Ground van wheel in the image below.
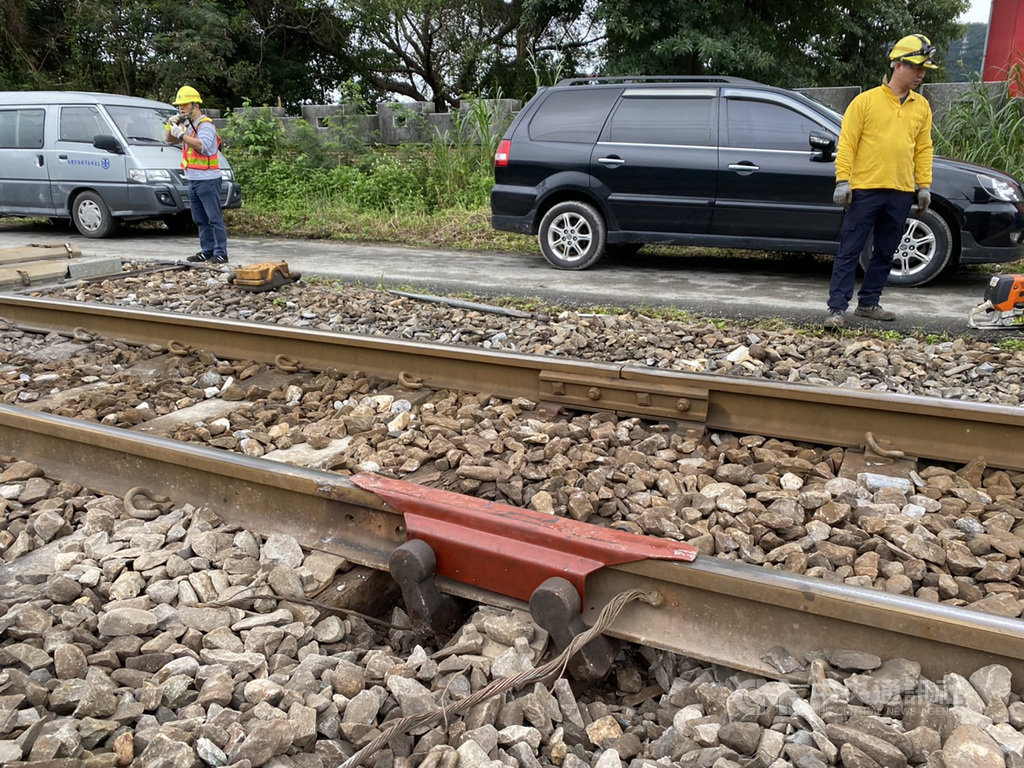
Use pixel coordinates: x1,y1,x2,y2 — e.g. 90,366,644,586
71,191,118,238
860,208,953,287
538,201,606,270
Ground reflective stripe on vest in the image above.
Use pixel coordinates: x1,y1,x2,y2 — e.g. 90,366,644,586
181,115,222,171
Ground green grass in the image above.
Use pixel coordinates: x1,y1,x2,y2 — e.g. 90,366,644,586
999,337,1024,351
225,206,532,252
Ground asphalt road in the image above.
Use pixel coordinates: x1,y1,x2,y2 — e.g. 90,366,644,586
0,220,1008,335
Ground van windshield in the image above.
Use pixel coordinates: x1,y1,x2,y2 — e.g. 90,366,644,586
106,105,177,144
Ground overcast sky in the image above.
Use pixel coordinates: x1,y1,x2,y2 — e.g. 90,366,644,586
960,0,992,24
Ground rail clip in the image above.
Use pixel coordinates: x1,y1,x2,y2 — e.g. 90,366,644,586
351,473,698,604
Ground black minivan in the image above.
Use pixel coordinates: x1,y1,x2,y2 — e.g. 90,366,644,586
490,76,1024,287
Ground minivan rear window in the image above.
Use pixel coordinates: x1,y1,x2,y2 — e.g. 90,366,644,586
528,89,620,143
0,109,44,149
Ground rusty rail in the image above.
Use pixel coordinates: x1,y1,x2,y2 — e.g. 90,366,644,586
1,405,1023,689
1,295,1022,470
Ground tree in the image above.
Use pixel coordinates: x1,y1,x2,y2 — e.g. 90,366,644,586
596,0,971,88
342,0,601,110
224,0,356,107
0,0,977,113
0,0,354,111
946,22,987,81
0,0,81,90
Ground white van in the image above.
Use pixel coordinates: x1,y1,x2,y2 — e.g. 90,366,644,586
0,91,242,237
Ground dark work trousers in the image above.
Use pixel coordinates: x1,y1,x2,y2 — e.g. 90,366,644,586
827,188,914,311
188,177,228,259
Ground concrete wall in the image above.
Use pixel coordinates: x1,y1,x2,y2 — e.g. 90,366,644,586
209,82,1012,144
795,86,861,114
799,81,1009,123
211,98,520,146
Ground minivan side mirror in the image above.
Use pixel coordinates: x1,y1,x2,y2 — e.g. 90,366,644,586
808,130,836,162
93,134,124,154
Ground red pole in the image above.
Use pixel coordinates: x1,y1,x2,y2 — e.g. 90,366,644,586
982,0,1023,93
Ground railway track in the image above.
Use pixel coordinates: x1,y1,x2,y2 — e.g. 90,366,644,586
2,294,1021,469
2,294,1024,693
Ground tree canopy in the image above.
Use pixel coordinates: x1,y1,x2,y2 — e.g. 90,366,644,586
0,0,354,109
0,0,973,110
598,0,971,88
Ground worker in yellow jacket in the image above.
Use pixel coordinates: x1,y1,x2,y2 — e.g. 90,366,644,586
824,34,936,329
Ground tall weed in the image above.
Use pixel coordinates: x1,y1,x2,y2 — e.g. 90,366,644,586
347,154,428,213
426,93,510,210
223,94,508,220
933,70,1024,178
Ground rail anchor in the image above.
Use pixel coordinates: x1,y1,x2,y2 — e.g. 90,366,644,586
389,538,462,638
529,577,617,684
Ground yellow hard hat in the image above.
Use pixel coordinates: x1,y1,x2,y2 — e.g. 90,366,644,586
889,34,938,69
172,85,203,105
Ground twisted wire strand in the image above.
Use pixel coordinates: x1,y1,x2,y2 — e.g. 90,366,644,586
337,588,660,768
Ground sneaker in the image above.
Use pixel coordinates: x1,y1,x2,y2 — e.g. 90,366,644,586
854,304,896,321
187,252,228,264
823,309,845,329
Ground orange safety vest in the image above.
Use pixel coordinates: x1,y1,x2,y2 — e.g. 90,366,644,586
180,115,221,171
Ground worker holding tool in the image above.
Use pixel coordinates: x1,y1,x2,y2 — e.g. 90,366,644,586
165,85,228,264
824,34,936,329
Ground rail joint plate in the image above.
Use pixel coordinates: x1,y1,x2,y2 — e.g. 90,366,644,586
539,370,709,422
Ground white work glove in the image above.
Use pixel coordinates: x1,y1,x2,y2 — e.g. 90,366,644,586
169,122,185,139
833,181,851,209
916,187,931,215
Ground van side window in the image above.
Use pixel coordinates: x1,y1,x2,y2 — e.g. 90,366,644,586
606,96,714,147
59,106,106,143
0,109,45,149
724,98,823,151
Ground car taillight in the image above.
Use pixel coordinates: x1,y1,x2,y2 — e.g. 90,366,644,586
494,139,510,167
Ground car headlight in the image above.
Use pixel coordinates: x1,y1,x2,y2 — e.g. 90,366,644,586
221,169,235,182
977,173,1022,202
128,169,174,183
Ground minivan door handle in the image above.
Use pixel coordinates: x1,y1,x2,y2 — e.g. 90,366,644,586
727,161,760,174
36,154,45,167
597,156,625,166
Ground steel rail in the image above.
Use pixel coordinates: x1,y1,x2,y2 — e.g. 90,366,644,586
1,294,1023,470
2,405,1023,690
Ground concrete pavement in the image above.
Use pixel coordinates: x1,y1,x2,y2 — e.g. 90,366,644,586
0,222,1003,335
